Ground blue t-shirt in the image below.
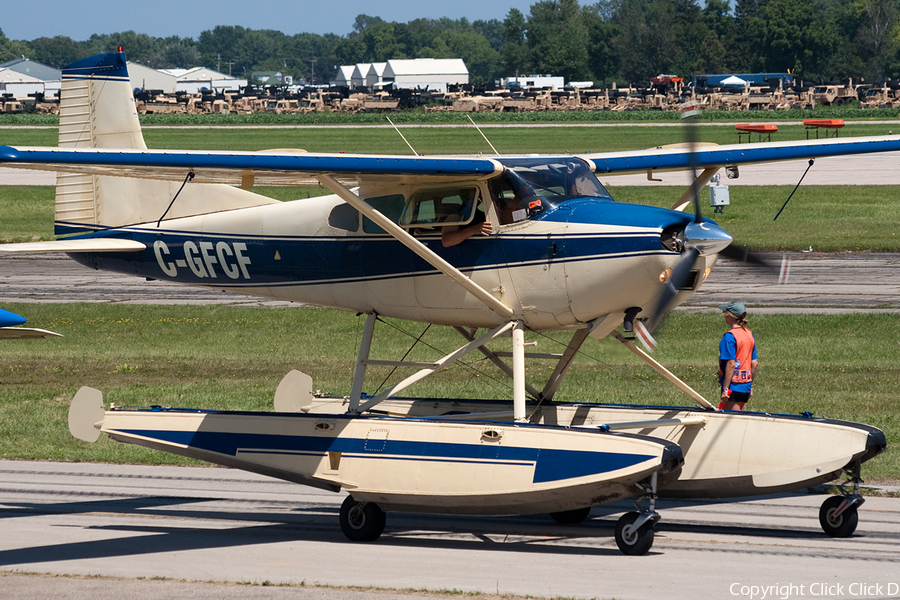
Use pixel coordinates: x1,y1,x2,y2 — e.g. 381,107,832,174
719,330,757,393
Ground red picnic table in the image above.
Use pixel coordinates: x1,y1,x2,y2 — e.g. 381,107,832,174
735,123,778,143
803,118,845,139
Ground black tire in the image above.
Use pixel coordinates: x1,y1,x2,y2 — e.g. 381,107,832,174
819,496,859,538
614,511,655,555
339,495,386,542
550,506,591,524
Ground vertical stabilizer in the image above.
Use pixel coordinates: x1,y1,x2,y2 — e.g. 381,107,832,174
56,51,145,234
58,52,147,151
54,51,275,236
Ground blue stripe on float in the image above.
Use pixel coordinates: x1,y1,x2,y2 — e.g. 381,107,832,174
116,429,655,483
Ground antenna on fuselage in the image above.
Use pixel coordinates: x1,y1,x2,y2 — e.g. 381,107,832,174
386,116,419,155
467,115,500,156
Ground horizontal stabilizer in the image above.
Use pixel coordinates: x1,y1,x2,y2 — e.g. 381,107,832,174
0,327,63,340
0,238,146,254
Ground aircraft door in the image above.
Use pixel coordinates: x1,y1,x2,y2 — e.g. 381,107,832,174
492,176,573,329
412,187,503,317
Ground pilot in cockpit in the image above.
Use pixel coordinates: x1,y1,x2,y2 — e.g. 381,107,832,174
441,189,493,247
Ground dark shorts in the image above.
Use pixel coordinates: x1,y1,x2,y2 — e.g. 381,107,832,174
728,391,751,404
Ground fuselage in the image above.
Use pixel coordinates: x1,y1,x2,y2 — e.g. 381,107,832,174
69,192,711,330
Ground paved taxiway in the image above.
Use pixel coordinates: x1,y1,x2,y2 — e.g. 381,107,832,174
2,251,899,311
1,461,898,600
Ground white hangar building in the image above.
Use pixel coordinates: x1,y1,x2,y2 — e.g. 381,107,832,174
127,62,178,93
366,62,388,89
351,63,371,88
0,58,61,97
383,58,468,92
0,69,46,97
334,65,355,87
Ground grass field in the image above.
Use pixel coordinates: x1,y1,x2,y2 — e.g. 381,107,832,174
2,105,899,127
0,303,897,480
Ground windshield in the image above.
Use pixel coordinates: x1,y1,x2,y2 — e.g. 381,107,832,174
491,157,611,224
496,157,610,200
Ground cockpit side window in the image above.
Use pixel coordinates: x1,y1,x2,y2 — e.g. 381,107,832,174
399,187,480,228
489,173,537,225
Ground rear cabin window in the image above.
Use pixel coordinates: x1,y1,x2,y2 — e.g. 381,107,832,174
362,194,406,234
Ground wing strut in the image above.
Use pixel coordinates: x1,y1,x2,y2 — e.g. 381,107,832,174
670,166,720,212
350,318,519,415
452,326,545,400
317,174,514,320
454,317,604,404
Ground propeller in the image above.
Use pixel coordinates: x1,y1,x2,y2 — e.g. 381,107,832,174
644,101,772,334
717,242,772,268
645,105,712,332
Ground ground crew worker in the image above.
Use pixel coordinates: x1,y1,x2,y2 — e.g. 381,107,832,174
717,301,758,411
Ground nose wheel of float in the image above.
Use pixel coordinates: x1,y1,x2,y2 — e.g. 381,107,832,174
340,496,386,542
614,472,661,555
819,462,865,538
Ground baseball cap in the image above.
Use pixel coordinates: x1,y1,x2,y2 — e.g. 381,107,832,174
719,301,746,316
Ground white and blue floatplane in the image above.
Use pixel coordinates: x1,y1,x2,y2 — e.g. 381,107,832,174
1,51,887,554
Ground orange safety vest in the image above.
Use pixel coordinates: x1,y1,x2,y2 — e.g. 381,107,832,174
728,327,755,384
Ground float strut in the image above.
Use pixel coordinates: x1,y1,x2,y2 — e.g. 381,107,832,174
628,471,661,532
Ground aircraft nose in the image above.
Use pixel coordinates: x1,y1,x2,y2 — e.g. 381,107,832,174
684,221,733,256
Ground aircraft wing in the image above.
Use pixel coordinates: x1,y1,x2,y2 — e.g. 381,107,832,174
4,135,900,184
0,308,62,339
0,327,63,340
0,146,502,187
580,135,900,175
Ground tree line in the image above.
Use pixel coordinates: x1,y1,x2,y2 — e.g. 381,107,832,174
2,0,898,87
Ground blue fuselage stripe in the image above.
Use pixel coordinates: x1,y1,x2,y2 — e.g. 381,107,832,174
61,200,690,288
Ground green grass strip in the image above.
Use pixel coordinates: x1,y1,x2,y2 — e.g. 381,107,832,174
0,304,896,480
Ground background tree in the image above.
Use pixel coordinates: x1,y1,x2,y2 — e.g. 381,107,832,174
501,9,531,77
0,28,30,63
525,0,593,81
25,36,84,68
6,1,900,87
607,0,680,83
853,0,899,79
